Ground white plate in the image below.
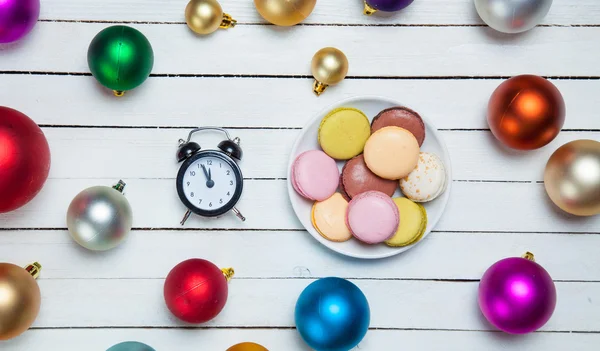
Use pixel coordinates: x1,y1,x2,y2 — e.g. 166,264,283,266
287,96,452,259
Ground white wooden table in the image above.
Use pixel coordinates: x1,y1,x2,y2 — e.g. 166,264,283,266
1,0,600,350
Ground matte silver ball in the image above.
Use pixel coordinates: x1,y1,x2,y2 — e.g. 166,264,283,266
67,184,133,251
474,0,553,33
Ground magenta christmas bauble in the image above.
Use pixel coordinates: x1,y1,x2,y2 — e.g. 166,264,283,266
0,0,40,43
478,253,556,334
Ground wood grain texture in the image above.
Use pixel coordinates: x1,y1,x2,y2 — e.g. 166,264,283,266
35,127,600,181
1,24,600,76
3,75,600,129
4,329,599,351
39,0,600,25
1,179,599,232
1,230,598,281
21,279,599,331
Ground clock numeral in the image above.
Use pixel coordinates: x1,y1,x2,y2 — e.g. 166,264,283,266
209,202,213,207
207,160,212,165
190,171,196,176
229,180,234,185
226,170,230,175
199,199,202,204
227,191,230,196
219,163,222,168
187,181,190,186
219,199,223,204
190,192,194,197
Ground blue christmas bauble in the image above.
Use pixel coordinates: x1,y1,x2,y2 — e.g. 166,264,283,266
107,341,156,351
295,277,370,351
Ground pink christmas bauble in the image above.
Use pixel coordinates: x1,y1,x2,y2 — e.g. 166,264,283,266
478,254,556,334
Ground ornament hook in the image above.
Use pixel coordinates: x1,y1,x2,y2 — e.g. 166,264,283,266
112,180,126,193
232,207,246,221
522,252,535,262
25,262,42,279
221,267,235,281
363,1,377,15
220,13,237,29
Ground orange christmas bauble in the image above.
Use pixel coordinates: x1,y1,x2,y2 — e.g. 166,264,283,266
227,342,269,351
487,75,565,150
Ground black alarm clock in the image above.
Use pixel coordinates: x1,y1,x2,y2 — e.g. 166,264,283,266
176,127,245,225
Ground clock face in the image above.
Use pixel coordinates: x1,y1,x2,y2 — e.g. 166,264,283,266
177,151,243,217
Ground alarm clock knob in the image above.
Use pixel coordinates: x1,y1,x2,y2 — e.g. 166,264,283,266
218,138,243,160
177,141,201,162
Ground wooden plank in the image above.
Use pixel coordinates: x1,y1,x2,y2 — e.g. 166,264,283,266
1,230,598,281
3,328,599,351
4,75,600,130
39,127,599,181
39,0,600,25
26,279,600,331
2,24,599,76
1,179,599,232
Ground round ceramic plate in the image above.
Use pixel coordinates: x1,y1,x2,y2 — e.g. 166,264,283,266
287,96,452,259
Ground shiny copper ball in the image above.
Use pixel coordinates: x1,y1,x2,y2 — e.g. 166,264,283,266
487,75,565,150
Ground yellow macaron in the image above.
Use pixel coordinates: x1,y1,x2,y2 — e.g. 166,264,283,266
385,197,427,247
318,107,371,160
311,193,352,242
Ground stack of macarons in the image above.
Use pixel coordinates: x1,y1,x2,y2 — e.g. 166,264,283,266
291,106,448,248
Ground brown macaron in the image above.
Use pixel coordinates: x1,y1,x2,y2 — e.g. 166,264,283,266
371,106,426,146
341,154,398,198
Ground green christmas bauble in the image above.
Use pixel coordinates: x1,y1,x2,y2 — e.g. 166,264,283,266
87,26,154,96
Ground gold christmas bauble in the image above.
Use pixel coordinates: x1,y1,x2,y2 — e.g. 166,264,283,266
227,342,269,351
311,47,349,96
254,0,317,26
0,263,42,340
544,140,600,216
185,0,236,35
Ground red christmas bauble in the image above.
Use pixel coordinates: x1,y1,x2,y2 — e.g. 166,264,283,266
0,107,50,213
164,258,231,323
487,75,565,150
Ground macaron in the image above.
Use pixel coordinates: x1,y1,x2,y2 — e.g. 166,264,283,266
363,126,420,180
400,152,447,202
311,193,352,242
341,154,397,198
291,150,339,201
318,107,371,160
371,106,426,146
385,197,428,247
346,191,399,244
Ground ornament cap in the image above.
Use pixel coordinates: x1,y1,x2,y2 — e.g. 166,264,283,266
113,90,125,97
221,267,235,281
220,13,237,29
112,180,126,193
363,1,377,15
25,262,42,279
522,252,536,262
313,80,329,96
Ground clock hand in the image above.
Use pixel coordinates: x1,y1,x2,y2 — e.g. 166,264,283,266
208,168,212,181
200,164,210,180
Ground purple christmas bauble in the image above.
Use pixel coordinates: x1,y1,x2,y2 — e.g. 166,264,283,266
366,0,415,12
478,254,557,334
0,0,40,43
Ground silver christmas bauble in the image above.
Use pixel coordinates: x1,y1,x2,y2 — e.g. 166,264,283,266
67,181,133,251
474,0,553,34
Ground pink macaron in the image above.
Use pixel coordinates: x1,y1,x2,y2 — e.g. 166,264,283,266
346,191,399,244
291,150,339,201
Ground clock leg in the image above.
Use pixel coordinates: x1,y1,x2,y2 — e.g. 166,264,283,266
232,207,246,222
180,209,192,226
